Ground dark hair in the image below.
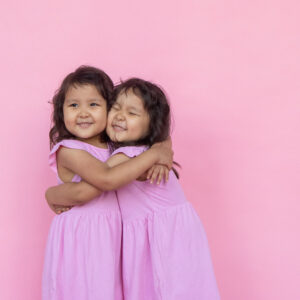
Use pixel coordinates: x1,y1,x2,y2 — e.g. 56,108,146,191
113,78,170,147
49,65,113,148
112,78,180,177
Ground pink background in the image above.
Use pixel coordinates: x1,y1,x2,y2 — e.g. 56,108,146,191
1,0,299,299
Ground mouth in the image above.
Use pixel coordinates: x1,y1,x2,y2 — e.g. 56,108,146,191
77,122,93,129
112,123,127,132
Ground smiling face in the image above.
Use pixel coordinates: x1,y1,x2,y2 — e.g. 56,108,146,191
63,84,107,146
106,89,150,143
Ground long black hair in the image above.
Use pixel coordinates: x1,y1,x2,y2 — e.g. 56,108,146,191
49,65,114,148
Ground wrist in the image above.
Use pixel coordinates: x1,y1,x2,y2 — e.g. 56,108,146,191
148,147,159,163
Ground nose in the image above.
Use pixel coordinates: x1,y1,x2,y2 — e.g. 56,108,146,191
78,108,89,118
115,111,125,120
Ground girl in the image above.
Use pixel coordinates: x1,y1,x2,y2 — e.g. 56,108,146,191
47,78,220,299
42,67,173,300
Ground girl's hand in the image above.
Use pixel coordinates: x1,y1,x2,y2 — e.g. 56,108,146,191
54,205,73,214
47,199,73,215
47,202,58,214
147,164,169,184
151,137,174,169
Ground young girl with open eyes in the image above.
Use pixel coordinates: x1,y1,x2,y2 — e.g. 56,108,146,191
42,67,173,300
46,78,220,299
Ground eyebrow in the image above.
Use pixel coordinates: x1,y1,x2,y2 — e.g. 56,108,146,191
114,101,143,113
127,105,142,113
65,98,79,103
87,98,103,102
65,98,103,103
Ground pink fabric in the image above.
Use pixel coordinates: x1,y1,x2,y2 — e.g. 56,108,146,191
42,140,123,300
113,146,220,299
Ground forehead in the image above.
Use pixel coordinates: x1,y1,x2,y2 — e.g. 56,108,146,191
116,89,145,109
65,84,104,100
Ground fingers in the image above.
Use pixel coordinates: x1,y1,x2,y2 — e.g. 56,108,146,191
55,206,72,215
147,166,155,181
148,165,170,185
51,205,60,215
150,166,160,184
159,166,169,184
157,166,169,184
164,167,169,183
157,167,164,185
56,209,68,214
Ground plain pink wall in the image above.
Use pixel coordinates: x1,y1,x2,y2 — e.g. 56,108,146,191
1,0,299,299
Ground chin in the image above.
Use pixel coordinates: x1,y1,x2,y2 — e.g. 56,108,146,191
107,135,119,142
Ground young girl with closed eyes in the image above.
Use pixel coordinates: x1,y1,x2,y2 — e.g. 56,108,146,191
46,78,220,299
42,67,173,300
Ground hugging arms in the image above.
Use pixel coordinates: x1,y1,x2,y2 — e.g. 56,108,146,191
46,139,173,214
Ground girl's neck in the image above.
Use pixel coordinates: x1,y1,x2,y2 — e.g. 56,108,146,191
77,135,108,149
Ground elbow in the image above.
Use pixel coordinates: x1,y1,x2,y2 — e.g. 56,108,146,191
45,188,53,203
45,189,50,201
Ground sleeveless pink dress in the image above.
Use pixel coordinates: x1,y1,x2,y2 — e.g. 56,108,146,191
42,140,123,300
113,146,220,300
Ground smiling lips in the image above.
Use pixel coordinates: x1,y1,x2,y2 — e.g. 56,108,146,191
112,123,127,132
77,122,93,128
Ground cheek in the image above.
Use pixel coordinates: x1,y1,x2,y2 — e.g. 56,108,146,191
63,114,72,126
63,117,74,133
139,117,150,136
106,114,114,131
128,119,146,137
94,109,107,123
107,111,114,124
63,107,75,121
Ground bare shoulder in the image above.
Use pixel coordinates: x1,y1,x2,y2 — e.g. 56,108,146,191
56,147,79,182
57,147,96,166
56,147,81,166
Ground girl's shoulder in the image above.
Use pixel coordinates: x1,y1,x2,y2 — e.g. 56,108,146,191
111,145,148,158
49,139,109,173
50,139,109,155
49,139,81,174
50,139,82,154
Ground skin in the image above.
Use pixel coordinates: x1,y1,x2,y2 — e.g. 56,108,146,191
107,89,169,183
63,84,108,147
106,89,150,143
47,85,172,214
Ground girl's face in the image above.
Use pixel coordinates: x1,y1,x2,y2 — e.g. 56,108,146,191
63,84,107,144
106,89,150,143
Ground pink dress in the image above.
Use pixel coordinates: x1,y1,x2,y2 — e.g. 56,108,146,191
113,146,220,300
42,140,123,300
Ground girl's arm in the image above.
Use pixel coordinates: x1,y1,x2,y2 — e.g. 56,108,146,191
47,142,172,207
46,160,168,207
45,152,128,207
57,142,173,191
46,181,101,206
